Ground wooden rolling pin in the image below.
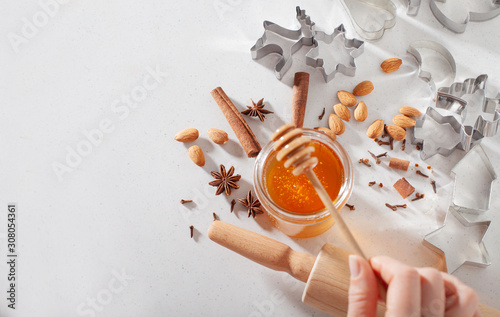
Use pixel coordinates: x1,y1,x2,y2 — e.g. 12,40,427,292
208,221,500,316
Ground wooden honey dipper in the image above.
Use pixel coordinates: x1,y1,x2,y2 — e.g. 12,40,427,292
271,123,365,257
271,123,389,301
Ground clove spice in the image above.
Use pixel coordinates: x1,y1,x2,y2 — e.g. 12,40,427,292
430,179,437,193
385,203,407,211
230,199,236,213
318,107,326,120
416,170,429,178
345,203,355,211
368,181,376,186
189,225,194,238
180,199,193,204
377,140,390,146
213,212,218,221
412,193,425,201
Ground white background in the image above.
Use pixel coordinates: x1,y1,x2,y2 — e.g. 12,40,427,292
1,0,500,316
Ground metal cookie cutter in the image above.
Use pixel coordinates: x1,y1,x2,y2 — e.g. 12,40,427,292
451,145,497,213
340,0,396,40
250,7,315,80
305,25,364,82
438,74,500,139
423,207,491,274
411,106,478,160
405,0,421,16
407,40,457,97
430,0,500,33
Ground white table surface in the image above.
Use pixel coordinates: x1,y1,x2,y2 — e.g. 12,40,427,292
1,1,500,316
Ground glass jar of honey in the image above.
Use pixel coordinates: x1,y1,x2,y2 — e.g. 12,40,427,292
253,129,353,238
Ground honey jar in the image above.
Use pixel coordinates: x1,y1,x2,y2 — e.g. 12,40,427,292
254,129,353,238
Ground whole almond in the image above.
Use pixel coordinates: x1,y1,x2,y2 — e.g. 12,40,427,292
337,90,357,107
354,101,368,122
175,128,199,143
386,125,406,141
328,114,345,135
207,128,228,144
334,103,351,121
393,114,415,128
352,81,374,96
366,119,384,139
381,58,402,73
314,127,337,140
399,106,422,117
188,145,205,167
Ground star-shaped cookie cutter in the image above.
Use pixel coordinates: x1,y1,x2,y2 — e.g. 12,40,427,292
305,25,364,82
423,207,491,274
250,7,315,80
250,7,364,82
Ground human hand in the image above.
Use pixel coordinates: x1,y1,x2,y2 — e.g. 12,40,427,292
347,255,481,317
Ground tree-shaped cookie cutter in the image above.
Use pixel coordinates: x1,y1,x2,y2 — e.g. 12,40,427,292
423,206,491,274
250,7,364,82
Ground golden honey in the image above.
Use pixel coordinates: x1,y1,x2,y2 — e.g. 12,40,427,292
254,129,353,238
264,140,344,214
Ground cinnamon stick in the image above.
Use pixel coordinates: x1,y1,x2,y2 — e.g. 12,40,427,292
211,87,261,157
291,72,310,128
389,157,410,171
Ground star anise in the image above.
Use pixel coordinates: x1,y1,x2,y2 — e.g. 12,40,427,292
241,98,273,122
238,190,264,218
209,164,241,196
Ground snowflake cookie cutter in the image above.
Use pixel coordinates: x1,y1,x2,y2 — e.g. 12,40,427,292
305,24,364,82
250,7,364,82
250,7,315,80
340,0,397,40
423,206,491,274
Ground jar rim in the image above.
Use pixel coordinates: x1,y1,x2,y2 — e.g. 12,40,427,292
253,128,354,223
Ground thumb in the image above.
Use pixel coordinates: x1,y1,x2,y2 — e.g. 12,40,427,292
347,255,378,317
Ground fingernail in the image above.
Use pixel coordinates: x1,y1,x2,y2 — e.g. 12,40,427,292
349,255,361,279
